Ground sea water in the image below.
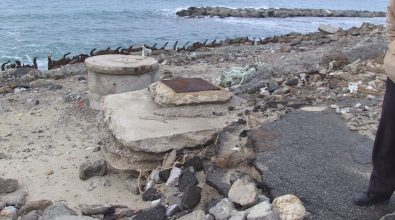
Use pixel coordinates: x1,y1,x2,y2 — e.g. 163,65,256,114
0,0,387,69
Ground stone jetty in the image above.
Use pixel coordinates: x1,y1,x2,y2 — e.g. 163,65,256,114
176,7,386,18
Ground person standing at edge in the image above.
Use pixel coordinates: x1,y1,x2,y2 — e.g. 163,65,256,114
353,0,395,206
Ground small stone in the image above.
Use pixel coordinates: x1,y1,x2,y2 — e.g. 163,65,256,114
272,194,305,220
132,204,166,220
142,187,162,201
159,169,171,182
181,185,202,209
129,177,141,195
257,195,270,203
48,84,63,91
20,210,42,220
0,178,18,194
177,210,206,220
285,79,299,87
18,200,53,216
246,201,278,220
228,178,257,207
0,206,17,220
149,169,161,184
318,24,341,34
166,167,182,187
0,190,28,208
178,171,198,192
267,81,280,93
79,160,107,180
81,204,115,216
184,156,204,171
41,202,77,220
162,149,177,168
209,198,235,220
206,167,231,196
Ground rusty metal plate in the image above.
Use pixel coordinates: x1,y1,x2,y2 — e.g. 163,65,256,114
161,78,220,93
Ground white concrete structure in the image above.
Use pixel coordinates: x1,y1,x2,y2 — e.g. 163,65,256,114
85,55,159,109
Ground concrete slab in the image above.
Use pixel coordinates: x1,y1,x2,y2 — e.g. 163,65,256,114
101,89,245,171
252,109,395,219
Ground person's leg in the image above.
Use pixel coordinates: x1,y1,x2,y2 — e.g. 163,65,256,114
354,79,395,206
368,78,395,194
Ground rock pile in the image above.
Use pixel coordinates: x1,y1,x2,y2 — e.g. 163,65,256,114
176,7,386,18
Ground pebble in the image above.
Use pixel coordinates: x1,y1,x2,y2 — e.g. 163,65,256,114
166,167,182,187
184,156,204,171
159,169,171,183
246,201,278,220
79,160,107,180
0,178,18,194
181,185,202,209
18,200,53,216
178,170,198,192
0,206,17,220
149,169,161,184
228,178,258,207
209,198,235,220
142,187,162,201
132,204,167,220
272,194,306,220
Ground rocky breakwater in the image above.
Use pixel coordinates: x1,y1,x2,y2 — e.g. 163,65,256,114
99,78,246,172
176,7,386,18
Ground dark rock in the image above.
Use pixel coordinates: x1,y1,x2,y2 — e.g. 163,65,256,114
132,204,166,220
48,84,63,91
165,204,181,217
18,200,53,216
206,167,231,195
178,171,198,192
381,212,395,220
82,205,115,216
79,160,107,180
181,185,202,209
184,156,204,171
267,81,280,93
0,152,6,159
142,187,162,201
285,79,299,86
159,169,171,182
77,76,87,81
0,177,18,194
41,202,77,220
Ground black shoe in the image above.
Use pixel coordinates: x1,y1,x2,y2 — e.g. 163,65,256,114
353,192,392,206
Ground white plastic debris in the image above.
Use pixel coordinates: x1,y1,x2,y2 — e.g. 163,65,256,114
348,82,359,94
259,87,270,96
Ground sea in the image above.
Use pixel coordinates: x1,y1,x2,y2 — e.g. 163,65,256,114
0,0,387,69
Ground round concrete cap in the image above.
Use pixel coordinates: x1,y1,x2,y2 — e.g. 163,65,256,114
85,55,159,75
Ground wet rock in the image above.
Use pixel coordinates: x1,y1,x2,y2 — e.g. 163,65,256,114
20,210,42,220
81,204,115,216
246,201,278,220
166,167,182,187
159,169,171,182
0,190,27,208
18,200,53,216
177,210,206,220
272,194,305,220
209,198,235,220
79,160,107,180
206,167,231,196
0,206,17,220
181,185,202,209
41,202,77,220
228,178,258,207
184,156,204,171
178,170,198,192
142,187,162,201
0,178,18,194
132,204,166,220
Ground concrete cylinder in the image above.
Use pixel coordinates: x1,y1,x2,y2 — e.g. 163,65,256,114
85,55,159,109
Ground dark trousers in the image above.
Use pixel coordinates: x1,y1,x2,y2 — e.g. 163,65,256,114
369,79,395,194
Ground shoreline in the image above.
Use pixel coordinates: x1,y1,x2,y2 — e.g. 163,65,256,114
176,7,386,18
